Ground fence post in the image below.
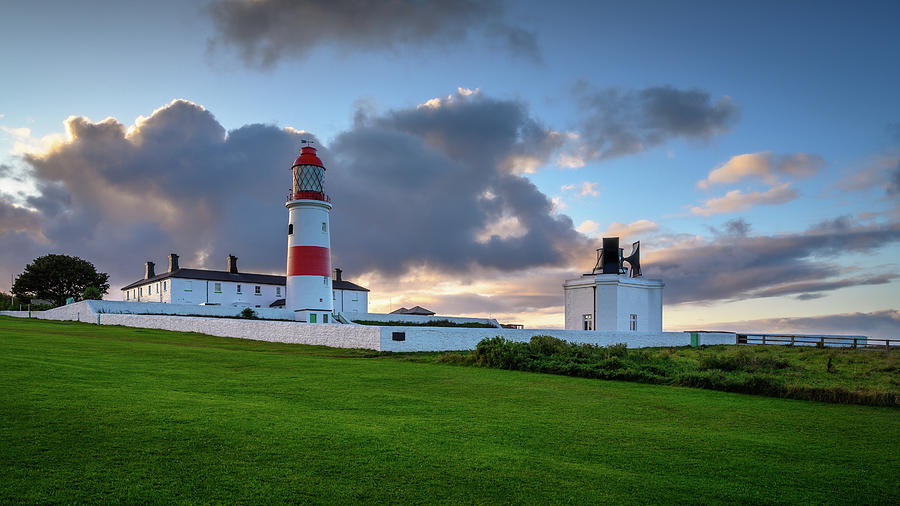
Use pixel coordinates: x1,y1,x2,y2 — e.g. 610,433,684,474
791,335,795,346
762,335,766,345
852,338,857,348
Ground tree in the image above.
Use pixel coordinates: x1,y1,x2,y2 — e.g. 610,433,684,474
12,254,109,306
82,286,103,300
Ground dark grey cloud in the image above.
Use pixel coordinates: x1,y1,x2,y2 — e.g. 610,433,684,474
4,94,585,293
751,273,896,299
709,217,751,237
207,0,539,68
572,83,739,161
648,216,900,304
328,90,584,274
700,310,900,340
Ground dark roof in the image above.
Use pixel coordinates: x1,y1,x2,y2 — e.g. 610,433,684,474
121,268,285,291
270,299,285,307
390,305,435,316
333,279,369,292
121,268,370,292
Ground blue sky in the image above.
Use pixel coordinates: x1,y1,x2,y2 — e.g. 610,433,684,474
1,0,898,336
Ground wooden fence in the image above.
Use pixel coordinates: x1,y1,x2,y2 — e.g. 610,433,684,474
736,333,899,349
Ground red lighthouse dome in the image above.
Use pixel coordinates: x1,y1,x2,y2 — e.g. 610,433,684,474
293,146,324,169
289,145,329,202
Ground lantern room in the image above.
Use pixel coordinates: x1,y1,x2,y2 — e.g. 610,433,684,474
289,146,329,202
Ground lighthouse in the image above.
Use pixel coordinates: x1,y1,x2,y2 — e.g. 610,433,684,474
285,143,333,323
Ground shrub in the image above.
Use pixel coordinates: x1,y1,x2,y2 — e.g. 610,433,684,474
239,308,258,319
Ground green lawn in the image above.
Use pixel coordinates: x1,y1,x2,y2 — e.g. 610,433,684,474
1,316,898,504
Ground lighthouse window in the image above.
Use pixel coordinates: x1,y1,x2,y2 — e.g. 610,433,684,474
276,287,281,297
254,286,261,295
236,284,241,293
322,222,326,232
288,224,293,235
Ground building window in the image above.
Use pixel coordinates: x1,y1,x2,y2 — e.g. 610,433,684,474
254,286,261,295
392,332,406,342
352,293,358,302
214,282,222,293
126,292,129,301
323,314,329,323
288,223,293,235
629,314,638,331
276,287,281,297
139,287,143,296
149,285,152,295
583,314,592,331
163,281,167,291
185,281,192,292
322,222,326,232
236,284,241,294
310,313,316,323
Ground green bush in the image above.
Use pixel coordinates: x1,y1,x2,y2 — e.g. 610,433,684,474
239,308,258,319
454,337,898,407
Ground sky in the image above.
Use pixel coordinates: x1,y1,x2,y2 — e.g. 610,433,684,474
1,0,899,337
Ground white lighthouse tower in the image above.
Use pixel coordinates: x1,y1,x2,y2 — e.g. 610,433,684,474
285,143,333,323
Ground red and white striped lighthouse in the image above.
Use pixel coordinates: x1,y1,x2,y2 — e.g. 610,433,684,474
285,144,333,323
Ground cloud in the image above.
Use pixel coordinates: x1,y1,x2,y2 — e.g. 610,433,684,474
3,94,590,295
838,155,900,199
646,216,900,304
697,152,824,189
690,183,797,216
570,84,738,161
561,181,599,197
578,219,659,241
693,310,900,340
328,89,586,274
207,0,540,68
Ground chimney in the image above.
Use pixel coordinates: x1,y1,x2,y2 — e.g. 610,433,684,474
227,254,238,274
168,253,179,272
333,268,342,281
145,261,155,279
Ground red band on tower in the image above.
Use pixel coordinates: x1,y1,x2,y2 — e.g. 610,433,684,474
287,245,331,276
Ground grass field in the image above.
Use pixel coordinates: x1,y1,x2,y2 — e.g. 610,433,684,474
1,316,898,503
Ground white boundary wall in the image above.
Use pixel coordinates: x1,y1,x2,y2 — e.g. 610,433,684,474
2,301,737,351
377,327,735,352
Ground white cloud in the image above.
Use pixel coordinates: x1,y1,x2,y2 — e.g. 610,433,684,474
690,183,797,216
698,152,824,189
561,181,600,197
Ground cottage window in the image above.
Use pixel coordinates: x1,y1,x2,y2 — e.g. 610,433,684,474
254,286,261,295
184,281,192,292
163,281,167,291
629,314,638,331
310,313,317,323
236,284,241,293
276,287,281,297
214,282,222,293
